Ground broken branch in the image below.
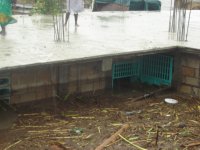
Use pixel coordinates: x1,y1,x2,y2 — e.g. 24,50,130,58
95,124,129,150
4,140,22,150
185,141,200,147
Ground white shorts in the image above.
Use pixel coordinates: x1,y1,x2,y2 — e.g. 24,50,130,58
66,0,84,13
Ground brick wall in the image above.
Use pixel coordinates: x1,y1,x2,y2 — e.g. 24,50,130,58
10,65,57,104
58,59,111,97
3,47,197,104
179,53,200,97
6,57,113,104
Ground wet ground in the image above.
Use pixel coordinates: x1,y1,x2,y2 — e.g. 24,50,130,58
0,90,200,150
0,9,200,70
0,101,17,130
1,1,200,149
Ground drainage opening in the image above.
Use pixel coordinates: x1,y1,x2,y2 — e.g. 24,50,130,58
0,89,10,96
0,75,11,104
0,78,9,85
112,54,173,90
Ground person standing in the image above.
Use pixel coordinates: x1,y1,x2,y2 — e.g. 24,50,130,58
65,0,84,27
0,0,17,35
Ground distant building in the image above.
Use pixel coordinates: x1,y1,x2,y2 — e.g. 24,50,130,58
92,0,161,11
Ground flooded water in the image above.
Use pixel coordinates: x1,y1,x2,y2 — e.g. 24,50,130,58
160,0,171,10
0,1,200,70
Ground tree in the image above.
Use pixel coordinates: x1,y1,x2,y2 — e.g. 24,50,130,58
33,0,62,15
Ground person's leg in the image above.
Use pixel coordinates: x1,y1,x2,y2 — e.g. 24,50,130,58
0,25,6,35
74,13,78,26
65,12,70,25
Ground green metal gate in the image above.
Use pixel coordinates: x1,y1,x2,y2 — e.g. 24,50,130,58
112,60,140,88
140,54,173,86
0,74,10,104
112,54,173,88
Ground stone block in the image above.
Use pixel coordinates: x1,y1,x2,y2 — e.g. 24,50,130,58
10,85,55,104
102,58,112,72
182,77,200,87
179,85,191,94
80,67,96,80
195,68,200,78
11,66,56,90
67,82,78,93
79,62,102,80
181,56,200,69
80,80,93,93
59,64,69,83
191,87,200,97
182,66,195,77
68,65,78,81
11,90,36,104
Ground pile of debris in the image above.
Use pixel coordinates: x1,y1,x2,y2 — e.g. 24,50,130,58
0,92,200,150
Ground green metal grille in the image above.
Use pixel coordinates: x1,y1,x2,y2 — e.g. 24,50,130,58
0,75,10,104
112,60,140,88
140,54,173,86
112,54,173,88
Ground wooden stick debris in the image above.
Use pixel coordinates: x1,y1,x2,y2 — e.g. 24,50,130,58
48,136,83,139
20,125,48,128
28,129,70,134
95,124,129,150
98,127,101,134
72,116,95,119
118,134,147,150
28,130,50,133
185,141,200,147
4,140,22,150
105,139,121,147
155,128,159,146
18,113,40,116
49,142,68,150
126,86,171,103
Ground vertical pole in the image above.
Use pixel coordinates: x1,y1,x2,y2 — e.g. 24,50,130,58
186,0,193,41
169,0,173,32
67,0,70,42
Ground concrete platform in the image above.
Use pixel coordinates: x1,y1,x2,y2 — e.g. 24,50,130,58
0,9,200,71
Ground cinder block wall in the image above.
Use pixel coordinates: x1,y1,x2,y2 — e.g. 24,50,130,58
58,58,112,97
2,47,200,104
10,65,57,104
6,57,113,104
179,53,200,97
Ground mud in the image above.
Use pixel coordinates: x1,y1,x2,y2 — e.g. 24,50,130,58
0,90,200,150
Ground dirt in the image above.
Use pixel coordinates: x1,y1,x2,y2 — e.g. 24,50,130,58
0,90,200,150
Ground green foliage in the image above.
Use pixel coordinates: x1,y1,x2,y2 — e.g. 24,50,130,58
32,0,63,15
